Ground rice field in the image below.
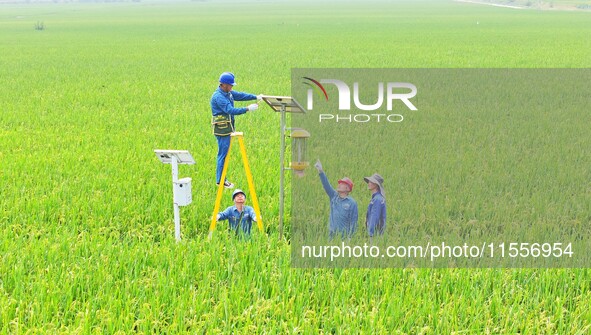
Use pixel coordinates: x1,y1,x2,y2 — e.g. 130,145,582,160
1,0,591,333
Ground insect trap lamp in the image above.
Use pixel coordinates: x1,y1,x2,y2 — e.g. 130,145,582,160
289,128,310,177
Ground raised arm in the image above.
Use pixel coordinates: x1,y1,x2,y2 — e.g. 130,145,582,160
319,171,337,198
212,94,248,115
231,91,257,101
315,160,336,198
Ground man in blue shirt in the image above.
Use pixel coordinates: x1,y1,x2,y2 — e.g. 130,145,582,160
216,189,257,237
314,160,358,239
364,173,386,241
211,72,261,188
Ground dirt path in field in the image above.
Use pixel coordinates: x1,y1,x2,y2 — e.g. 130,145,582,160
454,0,591,11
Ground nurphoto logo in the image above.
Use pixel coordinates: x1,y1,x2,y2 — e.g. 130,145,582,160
302,76,417,123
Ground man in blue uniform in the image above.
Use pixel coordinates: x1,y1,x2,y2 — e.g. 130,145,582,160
314,159,358,239
211,72,261,188
216,189,257,237
364,173,386,242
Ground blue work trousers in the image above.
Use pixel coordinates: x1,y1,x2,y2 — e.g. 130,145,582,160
215,135,231,184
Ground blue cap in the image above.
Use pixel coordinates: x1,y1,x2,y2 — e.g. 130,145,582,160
219,72,236,86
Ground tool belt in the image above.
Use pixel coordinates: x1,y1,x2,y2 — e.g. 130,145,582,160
212,114,233,136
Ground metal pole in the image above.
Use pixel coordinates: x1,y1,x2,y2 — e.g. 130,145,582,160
174,203,181,242
171,156,181,242
279,105,286,239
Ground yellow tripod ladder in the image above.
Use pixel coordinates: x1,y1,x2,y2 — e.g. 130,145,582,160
209,132,263,238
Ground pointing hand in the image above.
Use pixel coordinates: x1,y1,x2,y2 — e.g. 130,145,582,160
314,159,323,172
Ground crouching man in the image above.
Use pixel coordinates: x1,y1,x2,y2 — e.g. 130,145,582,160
216,189,257,238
